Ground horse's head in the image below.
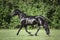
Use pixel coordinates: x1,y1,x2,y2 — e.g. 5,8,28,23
11,9,20,17
10,9,27,19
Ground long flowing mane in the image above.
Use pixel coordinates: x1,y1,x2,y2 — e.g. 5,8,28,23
15,9,27,16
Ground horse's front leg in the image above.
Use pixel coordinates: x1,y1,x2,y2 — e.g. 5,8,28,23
24,26,33,36
17,25,23,35
35,25,40,36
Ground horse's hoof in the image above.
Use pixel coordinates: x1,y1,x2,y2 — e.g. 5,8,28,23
16,33,19,36
47,34,50,36
16,34,18,35
29,34,33,36
35,34,37,36
28,32,31,34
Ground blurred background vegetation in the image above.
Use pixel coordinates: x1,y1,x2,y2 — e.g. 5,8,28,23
0,0,60,29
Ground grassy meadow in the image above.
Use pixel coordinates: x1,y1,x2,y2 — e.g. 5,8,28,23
0,29,60,40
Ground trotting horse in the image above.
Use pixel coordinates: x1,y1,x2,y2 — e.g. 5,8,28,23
10,9,50,36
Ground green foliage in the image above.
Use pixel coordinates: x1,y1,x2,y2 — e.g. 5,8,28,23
0,0,60,29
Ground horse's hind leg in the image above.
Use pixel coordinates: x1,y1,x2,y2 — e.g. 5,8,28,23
35,25,40,36
17,25,23,35
45,27,50,36
44,23,50,36
24,26,33,36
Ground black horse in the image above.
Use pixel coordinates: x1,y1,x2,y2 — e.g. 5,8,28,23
10,9,50,36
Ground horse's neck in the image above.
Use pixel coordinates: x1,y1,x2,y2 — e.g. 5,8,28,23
18,13,27,19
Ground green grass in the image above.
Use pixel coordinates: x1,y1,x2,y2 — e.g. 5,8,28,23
0,29,60,40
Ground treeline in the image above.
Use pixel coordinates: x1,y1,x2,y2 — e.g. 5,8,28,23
0,0,60,29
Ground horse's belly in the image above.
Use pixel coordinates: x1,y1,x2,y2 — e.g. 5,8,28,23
20,18,37,25
27,19,36,25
